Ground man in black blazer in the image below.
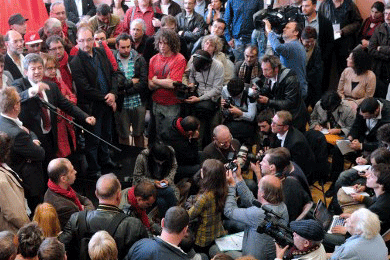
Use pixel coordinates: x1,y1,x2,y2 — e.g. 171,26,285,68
0,86,45,212
270,110,315,179
64,0,96,24
4,30,24,80
12,53,96,168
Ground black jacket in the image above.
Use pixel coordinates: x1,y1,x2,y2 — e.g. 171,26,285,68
306,43,323,107
176,11,206,44
368,23,390,83
4,54,23,80
70,47,118,115
64,0,96,24
12,78,89,153
348,99,390,152
59,204,148,260
160,118,200,166
266,67,308,132
0,116,45,198
316,12,334,61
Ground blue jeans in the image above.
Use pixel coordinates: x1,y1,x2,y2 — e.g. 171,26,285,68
251,28,267,61
156,186,178,218
232,37,251,62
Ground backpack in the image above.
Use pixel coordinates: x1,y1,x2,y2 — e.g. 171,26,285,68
77,210,128,260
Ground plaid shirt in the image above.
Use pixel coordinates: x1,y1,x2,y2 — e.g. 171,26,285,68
188,191,227,247
117,52,142,109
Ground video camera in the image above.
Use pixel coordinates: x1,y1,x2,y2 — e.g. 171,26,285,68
173,81,198,100
253,0,304,35
255,202,294,248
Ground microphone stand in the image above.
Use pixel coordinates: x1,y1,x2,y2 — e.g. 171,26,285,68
39,97,122,152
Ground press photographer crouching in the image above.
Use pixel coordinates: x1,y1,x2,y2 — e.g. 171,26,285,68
184,49,224,148
275,219,326,260
221,78,257,144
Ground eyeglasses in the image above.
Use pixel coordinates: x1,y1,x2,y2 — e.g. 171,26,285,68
216,136,232,147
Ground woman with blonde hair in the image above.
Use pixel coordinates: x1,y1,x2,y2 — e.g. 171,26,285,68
33,203,61,237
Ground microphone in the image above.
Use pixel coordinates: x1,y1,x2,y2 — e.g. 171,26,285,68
252,200,283,219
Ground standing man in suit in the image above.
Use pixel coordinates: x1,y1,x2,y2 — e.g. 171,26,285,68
12,53,96,171
70,26,121,178
63,0,96,24
4,30,24,81
270,110,315,179
0,87,46,212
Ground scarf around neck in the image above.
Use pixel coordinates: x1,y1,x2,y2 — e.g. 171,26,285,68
127,187,151,228
48,179,83,210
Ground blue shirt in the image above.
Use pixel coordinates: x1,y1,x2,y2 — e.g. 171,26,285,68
268,32,308,98
224,0,263,42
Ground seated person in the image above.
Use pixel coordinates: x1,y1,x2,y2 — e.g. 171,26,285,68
183,50,224,148
119,181,160,236
221,78,256,144
358,1,384,49
187,159,227,253
255,148,313,221
203,125,240,164
325,164,390,250
160,116,201,182
88,231,118,260
256,109,277,150
44,158,94,229
234,45,262,84
301,26,323,108
16,222,44,260
310,91,356,138
337,49,376,111
132,142,178,218
224,171,288,260
329,208,388,260
275,219,326,260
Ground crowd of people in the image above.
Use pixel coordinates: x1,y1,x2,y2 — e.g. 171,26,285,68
1,0,390,259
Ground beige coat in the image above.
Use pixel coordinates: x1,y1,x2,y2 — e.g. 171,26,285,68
0,165,30,233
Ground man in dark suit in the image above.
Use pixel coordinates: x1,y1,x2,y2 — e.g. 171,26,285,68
64,0,96,24
4,30,24,80
12,53,96,169
270,110,315,179
0,86,45,212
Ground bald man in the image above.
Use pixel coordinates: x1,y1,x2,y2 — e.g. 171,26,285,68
202,125,241,163
59,173,148,260
4,30,24,80
225,170,289,260
44,158,94,229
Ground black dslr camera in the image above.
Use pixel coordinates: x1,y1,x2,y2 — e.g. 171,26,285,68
225,152,238,172
250,77,270,101
173,81,198,100
222,97,235,120
253,0,304,35
256,204,294,248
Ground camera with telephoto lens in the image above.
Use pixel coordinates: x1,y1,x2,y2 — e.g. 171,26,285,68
253,2,304,35
225,152,238,172
173,81,197,100
236,145,264,171
222,97,235,120
256,204,294,248
251,77,270,101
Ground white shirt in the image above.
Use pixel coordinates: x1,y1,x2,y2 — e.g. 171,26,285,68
0,113,23,128
161,3,170,15
75,0,83,17
365,101,383,134
277,130,288,147
27,79,51,134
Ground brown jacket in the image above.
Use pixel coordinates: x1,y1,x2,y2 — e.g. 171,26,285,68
0,165,30,233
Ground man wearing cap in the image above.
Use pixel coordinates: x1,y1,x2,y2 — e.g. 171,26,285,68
275,219,326,260
24,32,43,54
4,30,24,80
8,13,28,36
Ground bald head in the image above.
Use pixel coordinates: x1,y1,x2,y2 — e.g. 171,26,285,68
4,30,24,56
213,125,232,150
96,174,121,201
47,158,70,184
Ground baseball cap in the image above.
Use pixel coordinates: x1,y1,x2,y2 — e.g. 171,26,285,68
24,32,43,45
8,13,28,26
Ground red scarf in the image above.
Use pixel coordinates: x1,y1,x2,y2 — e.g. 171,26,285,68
127,187,151,228
361,15,384,39
48,179,83,210
58,52,73,93
175,117,187,136
62,22,68,39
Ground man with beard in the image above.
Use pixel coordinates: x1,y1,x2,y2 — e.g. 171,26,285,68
113,33,148,147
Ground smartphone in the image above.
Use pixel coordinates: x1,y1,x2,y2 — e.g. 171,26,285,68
160,182,168,188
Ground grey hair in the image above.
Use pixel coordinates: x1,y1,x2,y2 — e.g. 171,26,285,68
44,18,62,31
0,231,17,260
213,125,230,138
23,53,44,71
352,208,381,239
130,19,147,34
50,1,65,12
202,35,223,54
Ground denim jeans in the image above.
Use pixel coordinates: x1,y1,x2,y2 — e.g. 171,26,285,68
251,28,267,61
232,37,251,62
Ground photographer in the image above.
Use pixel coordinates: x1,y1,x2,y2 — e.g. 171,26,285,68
184,49,224,147
224,166,288,260
275,219,326,260
114,33,148,147
257,55,307,132
221,78,257,145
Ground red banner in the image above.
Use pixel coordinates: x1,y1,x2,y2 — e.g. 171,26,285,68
1,0,49,35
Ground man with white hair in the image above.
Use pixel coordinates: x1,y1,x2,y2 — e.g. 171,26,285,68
49,1,77,45
39,18,74,53
330,208,388,260
130,19,149,58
